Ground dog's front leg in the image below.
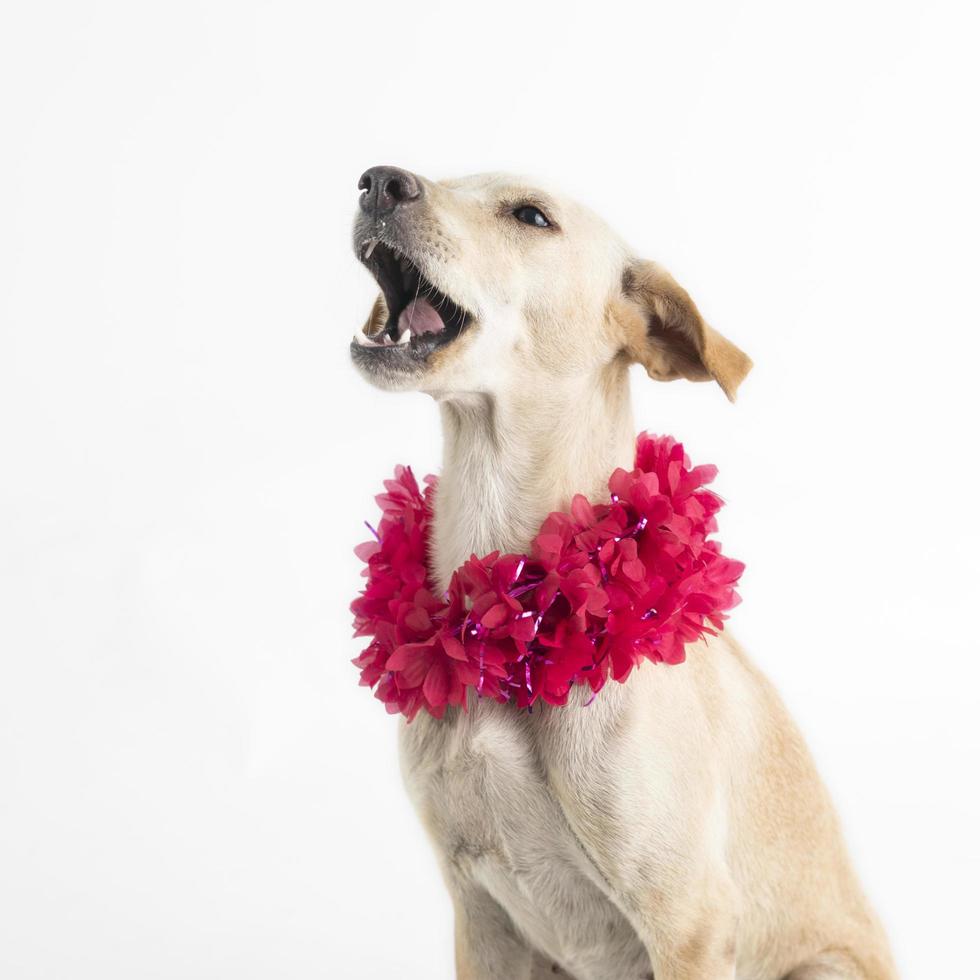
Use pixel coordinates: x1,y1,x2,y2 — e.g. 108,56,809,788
618,871,738,980
452,883,535,980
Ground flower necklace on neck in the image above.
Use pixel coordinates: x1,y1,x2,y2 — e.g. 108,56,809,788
351,433,744,721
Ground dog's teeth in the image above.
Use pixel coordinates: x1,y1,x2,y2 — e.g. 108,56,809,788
362,238,378,260
396,328,410,345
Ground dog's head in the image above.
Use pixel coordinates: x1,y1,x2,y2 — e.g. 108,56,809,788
351,167,751,400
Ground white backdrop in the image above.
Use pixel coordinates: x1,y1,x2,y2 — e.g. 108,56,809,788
1,2,978,978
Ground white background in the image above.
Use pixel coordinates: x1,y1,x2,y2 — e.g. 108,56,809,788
1,1,978,977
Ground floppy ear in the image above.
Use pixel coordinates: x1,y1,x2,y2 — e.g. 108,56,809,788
617,260,752,401
361,293,388,337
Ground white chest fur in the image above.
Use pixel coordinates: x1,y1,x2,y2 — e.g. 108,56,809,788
399,694,653,980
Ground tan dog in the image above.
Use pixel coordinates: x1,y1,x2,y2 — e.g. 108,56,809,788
350,167,896,980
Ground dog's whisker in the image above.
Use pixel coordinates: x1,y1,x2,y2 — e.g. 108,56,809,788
408,272,423,334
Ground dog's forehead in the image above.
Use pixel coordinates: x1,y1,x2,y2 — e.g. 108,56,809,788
435,172,620,240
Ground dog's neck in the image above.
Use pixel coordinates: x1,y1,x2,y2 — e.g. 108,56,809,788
430,361,636,591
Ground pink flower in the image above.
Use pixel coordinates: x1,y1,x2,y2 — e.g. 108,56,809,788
351,434,744,720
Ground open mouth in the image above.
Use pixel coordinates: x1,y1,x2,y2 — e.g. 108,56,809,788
352,241,472,359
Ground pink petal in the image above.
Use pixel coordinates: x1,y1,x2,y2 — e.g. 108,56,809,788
423,660,450,707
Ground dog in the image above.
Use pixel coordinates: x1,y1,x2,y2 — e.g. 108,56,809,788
349,166,897,980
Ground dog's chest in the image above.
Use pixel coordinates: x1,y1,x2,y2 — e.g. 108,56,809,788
399,701,650,980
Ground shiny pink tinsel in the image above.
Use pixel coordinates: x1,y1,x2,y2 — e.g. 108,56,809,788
351,433,744,721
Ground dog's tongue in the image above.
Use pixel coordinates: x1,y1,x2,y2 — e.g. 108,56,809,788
398,297,444,336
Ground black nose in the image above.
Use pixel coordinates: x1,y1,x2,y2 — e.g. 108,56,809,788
357,165,423,217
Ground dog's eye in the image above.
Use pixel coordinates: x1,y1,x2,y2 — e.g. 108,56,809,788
512,205,551,228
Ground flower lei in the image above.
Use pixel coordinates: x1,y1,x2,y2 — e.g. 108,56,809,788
351,433,744,721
